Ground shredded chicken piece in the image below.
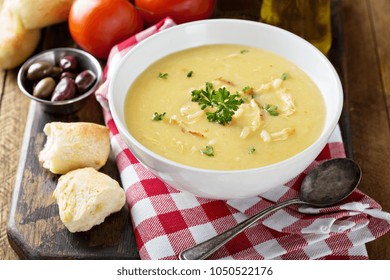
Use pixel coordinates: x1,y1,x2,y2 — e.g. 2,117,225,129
180,128,205,138
260,130,271,142
180,102,204,124
260,128,295,142
175,140,184,153
226,53,240,58
216,77,235,87
240,126,251,139
211,77,236,89
256,82,271,91
232,99,262,139
169,114,180,124
272,78,283,89
256,77,284,93
278,91,296,116
144,133,167,151
169,115,205,138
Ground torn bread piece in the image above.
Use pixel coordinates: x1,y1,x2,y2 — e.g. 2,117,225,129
39,122,110,174
53,167,125,233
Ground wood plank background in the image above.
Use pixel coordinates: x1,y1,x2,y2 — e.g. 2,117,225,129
1,0,390,259
341,0,390,259
1,69,30,260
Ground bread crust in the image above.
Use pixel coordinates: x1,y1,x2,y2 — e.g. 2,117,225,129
0,0,75,69
39,122,111,174
0,1,41,69
7,0,75,29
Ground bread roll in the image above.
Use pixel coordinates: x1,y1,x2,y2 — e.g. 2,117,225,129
0,0,74,69
6,0,75,30
0,1,41,69
39,122,110,174
53,167,126,233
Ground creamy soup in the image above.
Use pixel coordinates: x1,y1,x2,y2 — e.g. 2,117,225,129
125,44,325,170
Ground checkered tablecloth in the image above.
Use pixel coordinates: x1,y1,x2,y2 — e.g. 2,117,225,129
95,17,390,260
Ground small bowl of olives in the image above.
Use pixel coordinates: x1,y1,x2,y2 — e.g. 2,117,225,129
17,48,102,114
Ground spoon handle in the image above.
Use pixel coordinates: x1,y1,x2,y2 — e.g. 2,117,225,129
179,198,303,260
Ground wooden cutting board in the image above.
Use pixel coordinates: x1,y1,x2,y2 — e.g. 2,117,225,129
7,98,140,259
6,0,349,260
6,24,139,260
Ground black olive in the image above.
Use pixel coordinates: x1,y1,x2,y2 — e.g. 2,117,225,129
27,61,53,81
60,55,78,71
51,77,76,101
75,70,96,93
33,77,56,99
49,66,62,78
60,71,77,79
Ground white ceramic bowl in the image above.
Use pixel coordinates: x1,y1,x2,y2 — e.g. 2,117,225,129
109,19,343,200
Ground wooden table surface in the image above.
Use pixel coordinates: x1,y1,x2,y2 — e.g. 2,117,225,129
1,0,390,260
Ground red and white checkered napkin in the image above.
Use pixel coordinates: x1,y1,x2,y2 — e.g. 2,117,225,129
96,18,390,260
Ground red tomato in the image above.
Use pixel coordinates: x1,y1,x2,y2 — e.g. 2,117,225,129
135,0,215,26
69,0,144,59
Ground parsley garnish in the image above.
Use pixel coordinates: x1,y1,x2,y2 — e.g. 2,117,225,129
263,104,279,116
248,147,256,154
242,86,254,94
281,72,289,80
191,82,244,125
201,146,214,157
187,70,193,77
152,112,166,121
158,72,168,79
240,49,249,54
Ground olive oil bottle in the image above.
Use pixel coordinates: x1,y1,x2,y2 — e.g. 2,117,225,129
260,0,332,55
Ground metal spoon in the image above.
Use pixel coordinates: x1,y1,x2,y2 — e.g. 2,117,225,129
179,158,361,260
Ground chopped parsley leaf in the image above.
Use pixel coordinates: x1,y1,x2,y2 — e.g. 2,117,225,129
242,86,254,94
201,145,214,157
152,112,166,121
281,72,289,80
158,72,168,79
263,104,279,116
187,70,194,77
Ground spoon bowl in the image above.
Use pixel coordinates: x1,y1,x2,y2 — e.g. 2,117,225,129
300,158,361,207
179,158,361,260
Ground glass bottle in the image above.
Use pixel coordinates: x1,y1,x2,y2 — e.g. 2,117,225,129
213,0,261,20
260,0,332,55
